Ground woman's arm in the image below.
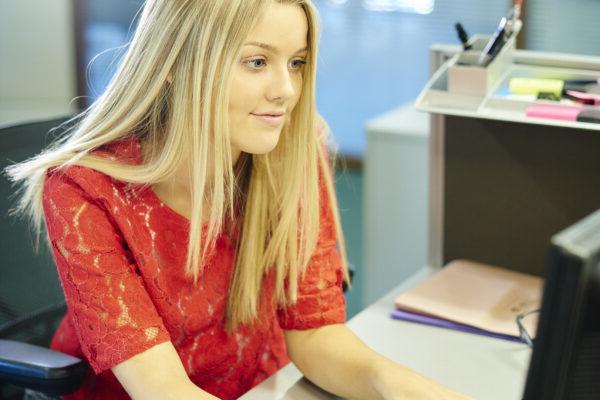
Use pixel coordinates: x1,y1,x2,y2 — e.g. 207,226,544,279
111,341,220,400
284,324,471,400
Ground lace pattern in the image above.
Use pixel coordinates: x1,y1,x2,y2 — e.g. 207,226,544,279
43,139,346,400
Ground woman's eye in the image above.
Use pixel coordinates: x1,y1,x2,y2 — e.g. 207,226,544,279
243,58,306,71
245,58,266,70
290,59,307,70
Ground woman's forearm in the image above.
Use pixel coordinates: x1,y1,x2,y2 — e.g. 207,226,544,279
164,380,222,400
284,324,470,400
284,324,402,399
112,341,221,400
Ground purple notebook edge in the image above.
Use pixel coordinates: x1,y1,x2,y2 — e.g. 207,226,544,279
390,309,524,343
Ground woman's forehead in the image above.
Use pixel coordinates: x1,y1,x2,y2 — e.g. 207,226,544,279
244,3,308,54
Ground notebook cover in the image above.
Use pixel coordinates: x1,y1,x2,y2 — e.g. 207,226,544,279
394,260,543,337
390,308,524,343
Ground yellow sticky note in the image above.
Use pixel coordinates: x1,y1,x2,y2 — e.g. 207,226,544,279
509,78,564,98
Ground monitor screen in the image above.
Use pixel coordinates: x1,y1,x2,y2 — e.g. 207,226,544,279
522,209,600,400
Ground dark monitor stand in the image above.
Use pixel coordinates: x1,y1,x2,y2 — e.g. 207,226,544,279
522,209,600,400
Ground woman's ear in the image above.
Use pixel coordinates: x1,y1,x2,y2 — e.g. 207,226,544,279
166,73,173,84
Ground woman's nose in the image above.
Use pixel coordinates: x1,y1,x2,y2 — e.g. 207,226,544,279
266,67,295,103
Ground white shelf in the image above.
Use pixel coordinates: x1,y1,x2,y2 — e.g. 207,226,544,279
415,50,600,132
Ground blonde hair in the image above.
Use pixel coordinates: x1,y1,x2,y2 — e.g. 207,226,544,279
5,0,349,332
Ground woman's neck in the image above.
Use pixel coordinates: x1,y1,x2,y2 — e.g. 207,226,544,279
141,139,243,222
142,140,242,193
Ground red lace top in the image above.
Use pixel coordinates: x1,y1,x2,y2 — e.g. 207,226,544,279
43,138,346,400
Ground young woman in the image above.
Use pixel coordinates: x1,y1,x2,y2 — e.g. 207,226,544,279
7,1,470,399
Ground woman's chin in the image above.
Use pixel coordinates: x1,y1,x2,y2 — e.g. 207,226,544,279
240,133,282,155
250,142,279,155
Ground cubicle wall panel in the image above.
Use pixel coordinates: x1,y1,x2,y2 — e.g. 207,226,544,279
0,118,71,337
364,105,429,306
443,116,600,276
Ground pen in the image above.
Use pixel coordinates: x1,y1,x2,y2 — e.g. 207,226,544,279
478,0,523,66
564,90,600,106
455,23,472,50
564,79,600,86
503,0,522,38
477,17,507,66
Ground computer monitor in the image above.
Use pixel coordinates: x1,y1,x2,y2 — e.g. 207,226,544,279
522,209,600,400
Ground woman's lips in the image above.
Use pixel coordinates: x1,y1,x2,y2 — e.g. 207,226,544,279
251,113,285,127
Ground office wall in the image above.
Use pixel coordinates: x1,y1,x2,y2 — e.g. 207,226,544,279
0,0,77,125
526,0,600,56
315,0,509,156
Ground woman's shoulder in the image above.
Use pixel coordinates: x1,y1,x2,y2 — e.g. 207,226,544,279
316,114,330,142
44,137,144,201
94,136,144,164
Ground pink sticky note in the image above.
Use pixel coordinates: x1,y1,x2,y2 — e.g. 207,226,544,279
525,104,584,121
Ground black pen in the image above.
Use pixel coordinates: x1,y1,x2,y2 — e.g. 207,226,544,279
564,79,600,86
455,23,472,50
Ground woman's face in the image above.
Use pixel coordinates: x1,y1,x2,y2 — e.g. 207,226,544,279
228,2,309,160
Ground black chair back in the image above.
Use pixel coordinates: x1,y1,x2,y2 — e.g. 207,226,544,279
0,117,75,399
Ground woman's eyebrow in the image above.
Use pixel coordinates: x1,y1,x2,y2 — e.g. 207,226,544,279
244,41,308,55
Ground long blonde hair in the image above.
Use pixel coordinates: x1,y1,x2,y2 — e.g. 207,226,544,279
5,0,349,332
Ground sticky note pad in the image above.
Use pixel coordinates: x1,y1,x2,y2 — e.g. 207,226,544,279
509,78,565,98
525,104,583,121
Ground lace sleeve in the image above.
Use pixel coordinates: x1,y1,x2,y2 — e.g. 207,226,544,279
277,159,347,330
43,169,171,374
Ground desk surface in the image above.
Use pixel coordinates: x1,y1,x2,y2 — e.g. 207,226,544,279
240,266,531,400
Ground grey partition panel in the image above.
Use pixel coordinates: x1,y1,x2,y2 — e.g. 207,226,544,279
443,116,600,276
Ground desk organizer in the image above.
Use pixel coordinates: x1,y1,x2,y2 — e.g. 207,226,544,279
448,33,517,96
415,38,600,132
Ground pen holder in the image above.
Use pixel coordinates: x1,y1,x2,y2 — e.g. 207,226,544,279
448,30,518,96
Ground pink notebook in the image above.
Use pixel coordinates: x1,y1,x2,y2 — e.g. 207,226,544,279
525,104,584,121
394,260,544,338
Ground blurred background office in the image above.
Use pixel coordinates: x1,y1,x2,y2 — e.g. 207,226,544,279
1,0,600,318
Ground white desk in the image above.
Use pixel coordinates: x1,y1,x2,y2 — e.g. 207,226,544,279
240,267,531,400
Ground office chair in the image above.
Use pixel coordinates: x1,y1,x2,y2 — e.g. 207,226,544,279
0,117,87,400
